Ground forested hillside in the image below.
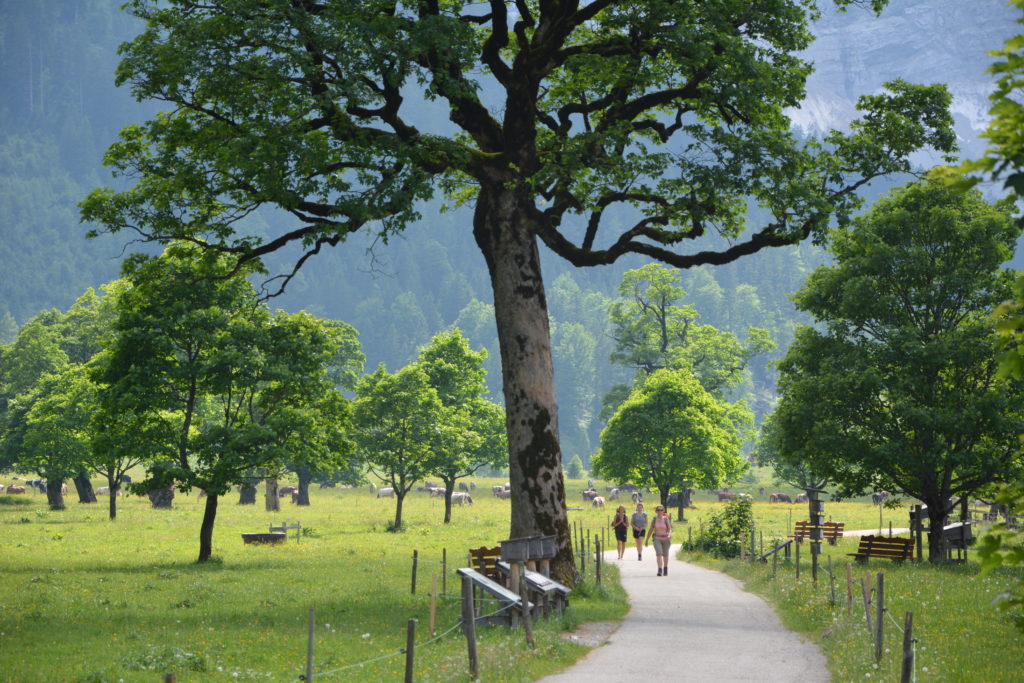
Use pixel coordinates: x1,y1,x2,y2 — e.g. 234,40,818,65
0,0,1015,466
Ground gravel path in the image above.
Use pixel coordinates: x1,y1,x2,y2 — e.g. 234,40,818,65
540,545,829,682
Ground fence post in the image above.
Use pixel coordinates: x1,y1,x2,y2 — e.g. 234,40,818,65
846,562,853,617
772,545,778,578
442,548,447,595
875,572,885,662
828,555,836,607
795,538,800,579
519,566,535,649
595,537,602,585
750,528,756,559
688,527,692,546
461,575,478,679
861,577,873,638
430,574,438,638
900,611,914,683
411,549,418,595
305,608,315,683
404,618,417,683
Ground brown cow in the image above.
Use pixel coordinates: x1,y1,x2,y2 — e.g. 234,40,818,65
5,485,26,494
769,492,793,503
279,485,299,497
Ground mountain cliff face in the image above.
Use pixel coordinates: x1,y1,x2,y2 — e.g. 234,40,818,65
791,0,1017,159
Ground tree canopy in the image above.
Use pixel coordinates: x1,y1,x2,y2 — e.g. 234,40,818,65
595,368,747,505
81,0,956,581
772,177,1024,561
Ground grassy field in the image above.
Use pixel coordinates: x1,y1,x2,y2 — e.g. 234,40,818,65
4,473,1022,681
0,476,628,683
678,501,1024,682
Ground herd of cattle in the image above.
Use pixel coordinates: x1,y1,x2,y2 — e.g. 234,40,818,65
1,477,895,508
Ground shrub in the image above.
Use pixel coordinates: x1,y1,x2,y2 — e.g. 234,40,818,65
687,496,754,558
566,454,584,479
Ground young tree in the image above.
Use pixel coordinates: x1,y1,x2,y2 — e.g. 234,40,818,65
773,178,1024,562
416,330,507,522
595,369,747,506
354,364,444,530
82,0,956,581
606,263,776,408
97,245,354,561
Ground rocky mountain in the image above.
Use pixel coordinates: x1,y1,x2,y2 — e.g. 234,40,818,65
791,0,1018,161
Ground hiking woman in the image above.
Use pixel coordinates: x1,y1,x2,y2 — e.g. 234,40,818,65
645,504,673,575
631,502,648,561
611,505,630,559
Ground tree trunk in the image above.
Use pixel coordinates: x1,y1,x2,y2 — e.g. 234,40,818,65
238,480,257,504
676,480,688,522
442,477,455,524
73,472,96,503
198,493,218,562
295,466,312,506
926,502,949,563
106,470,118,521
393,491,405,530
148,485,174,509
474,186,575,584
265,476,279,512
45,476,65,511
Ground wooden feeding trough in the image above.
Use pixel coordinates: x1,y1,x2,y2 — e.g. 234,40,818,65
241,532,287,545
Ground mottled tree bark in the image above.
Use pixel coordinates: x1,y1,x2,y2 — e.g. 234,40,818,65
73,472,96,503
238,482,257,505
474,185,576,584
45,476,65,511
295,466,312,506
264,476,279,512
198,493,218,562
148,485,174,509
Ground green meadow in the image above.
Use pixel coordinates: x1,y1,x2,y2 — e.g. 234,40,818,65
0,477,627,683
3,474,1022,682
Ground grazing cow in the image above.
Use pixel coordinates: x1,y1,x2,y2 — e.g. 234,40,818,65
5,485,26,494
591,496,605,508
430,487,447,498
582,490,598,502
607,488,619,501
469,481,476,490
492,485,505,496
376,487,395,498
458,482,470,492
291,491,299,504
631,491,643,503
451,492,474,506
279,485,299,497
424,481,437,489
769,492,793,504
495,489,511,500
97,486,110,496
718,492,736,501
871,491,890,505
795,493,809,503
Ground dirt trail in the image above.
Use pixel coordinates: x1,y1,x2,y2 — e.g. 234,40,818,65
541,545,829,682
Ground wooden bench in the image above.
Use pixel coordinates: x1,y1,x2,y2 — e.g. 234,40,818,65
269,521,301,542
455,567,532,626
790,521,845,545
496,561,571,615
241,532,287,545
468,545,503,582
848,535,914,563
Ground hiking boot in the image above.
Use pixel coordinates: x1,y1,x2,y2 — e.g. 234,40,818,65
663,566,668,575
657,568,663,576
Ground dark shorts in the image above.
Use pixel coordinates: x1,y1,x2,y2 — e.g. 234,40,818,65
632,529,645,539
614,527,628,542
